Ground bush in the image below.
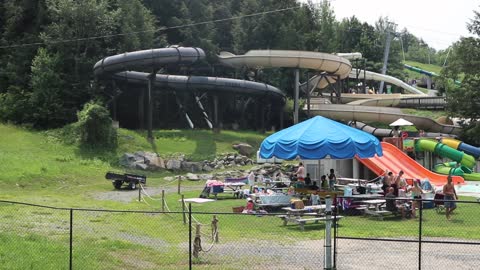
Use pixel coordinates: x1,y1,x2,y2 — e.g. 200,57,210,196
76,101,117,148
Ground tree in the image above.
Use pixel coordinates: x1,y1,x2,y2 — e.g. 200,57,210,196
76,101,117,148
29,48,68,128
2,0,158,128
443,9,480,145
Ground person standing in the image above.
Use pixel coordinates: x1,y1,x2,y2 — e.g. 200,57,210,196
295,162,305,182
328,169,337,190
410,179,424,218
443,175,457,220
320,175,328,189
382,171,393,194
247,171,255,186
392,170,405,196
304,173,312,186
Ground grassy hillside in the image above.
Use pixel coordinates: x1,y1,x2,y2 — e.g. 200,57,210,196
404,60,443,75
0,124,267,206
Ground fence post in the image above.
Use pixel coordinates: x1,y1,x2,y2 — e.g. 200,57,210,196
418,199,423,270
212,215,219,243
182,194,186,224
69,209,73,270
324,195,333,270
162,190,165,212
333,206,337,269
189,204,193,269
178,176,181,194
138,183,142,202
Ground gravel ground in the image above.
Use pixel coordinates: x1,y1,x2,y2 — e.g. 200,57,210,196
182,238,480,269
92,183,201,203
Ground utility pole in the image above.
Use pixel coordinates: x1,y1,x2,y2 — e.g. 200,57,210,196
379,21,397,94
293,69,300,124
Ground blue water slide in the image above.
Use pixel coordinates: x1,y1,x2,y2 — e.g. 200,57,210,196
458,143,480,159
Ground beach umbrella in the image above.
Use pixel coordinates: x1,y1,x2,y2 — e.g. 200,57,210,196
389,118,414,127
260,116,383,160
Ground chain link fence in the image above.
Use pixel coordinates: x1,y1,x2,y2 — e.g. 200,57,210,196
0,200,329,270
3,197,480,269
334,197,480,270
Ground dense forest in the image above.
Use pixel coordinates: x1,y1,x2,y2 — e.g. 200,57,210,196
0,0,477,136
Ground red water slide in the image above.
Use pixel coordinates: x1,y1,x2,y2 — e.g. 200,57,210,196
357,142,464,186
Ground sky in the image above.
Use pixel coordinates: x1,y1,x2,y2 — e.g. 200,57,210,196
311,0,479,51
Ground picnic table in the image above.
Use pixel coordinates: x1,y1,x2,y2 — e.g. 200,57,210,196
200,181,246,200
361,199,395,220
279,205,342,230
224,182,246,198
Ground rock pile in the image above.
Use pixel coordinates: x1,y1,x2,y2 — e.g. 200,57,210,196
167,163,297,182
119,152,254,173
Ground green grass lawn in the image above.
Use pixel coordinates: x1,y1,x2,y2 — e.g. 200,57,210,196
1,123,480,269
404,60,443,75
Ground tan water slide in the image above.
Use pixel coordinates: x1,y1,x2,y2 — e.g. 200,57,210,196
218,50,351,89
219,50,459,135
309,104,461,135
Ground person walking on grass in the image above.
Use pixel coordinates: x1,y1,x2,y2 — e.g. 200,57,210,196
443,175,457,220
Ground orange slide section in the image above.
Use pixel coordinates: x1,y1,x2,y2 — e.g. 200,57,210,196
357,142,465,186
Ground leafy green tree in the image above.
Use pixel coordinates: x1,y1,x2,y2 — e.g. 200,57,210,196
29,48,68,128
0,0,158,128
443,9,480,144
76,101,117,148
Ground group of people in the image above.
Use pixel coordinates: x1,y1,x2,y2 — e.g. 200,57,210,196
295,163,337,191
381,170,457,220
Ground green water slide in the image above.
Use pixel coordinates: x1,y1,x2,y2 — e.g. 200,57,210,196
434,162,480,181
415,139,476,168
416,139,480,180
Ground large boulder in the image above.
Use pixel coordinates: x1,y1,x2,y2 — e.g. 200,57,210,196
142,152,165,169
166,159,182,170
119,153,137,168
232,143,254,156
181,161,203,173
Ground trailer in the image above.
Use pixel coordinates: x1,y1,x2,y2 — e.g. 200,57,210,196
105,172,147,190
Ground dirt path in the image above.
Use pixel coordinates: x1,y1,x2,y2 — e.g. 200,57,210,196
91,183,202,203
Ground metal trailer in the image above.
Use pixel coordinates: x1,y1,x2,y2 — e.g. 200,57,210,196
105,172,147,190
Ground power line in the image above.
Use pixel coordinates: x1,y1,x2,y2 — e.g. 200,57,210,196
0,6,302,50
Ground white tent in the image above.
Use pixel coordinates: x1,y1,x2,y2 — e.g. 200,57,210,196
389,118,414,127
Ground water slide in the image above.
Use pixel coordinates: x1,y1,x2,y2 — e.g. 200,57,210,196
433,163,480,181
440,138,480,159
309,104,461,135
218,50,352,89
298,52,425,95
415,139,476,168
94,47,283,98
357,142,465,185
94,47,285,128
415,139,480,181
404,63,461,86
111,71,284,98
349,68,426,95
350,121,453,138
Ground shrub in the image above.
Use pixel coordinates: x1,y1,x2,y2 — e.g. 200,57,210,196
76,101,117,148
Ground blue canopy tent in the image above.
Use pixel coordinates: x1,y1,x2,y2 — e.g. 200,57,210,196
260,116,383,160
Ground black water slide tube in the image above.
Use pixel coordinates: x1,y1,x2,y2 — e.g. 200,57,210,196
94,47,285,132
